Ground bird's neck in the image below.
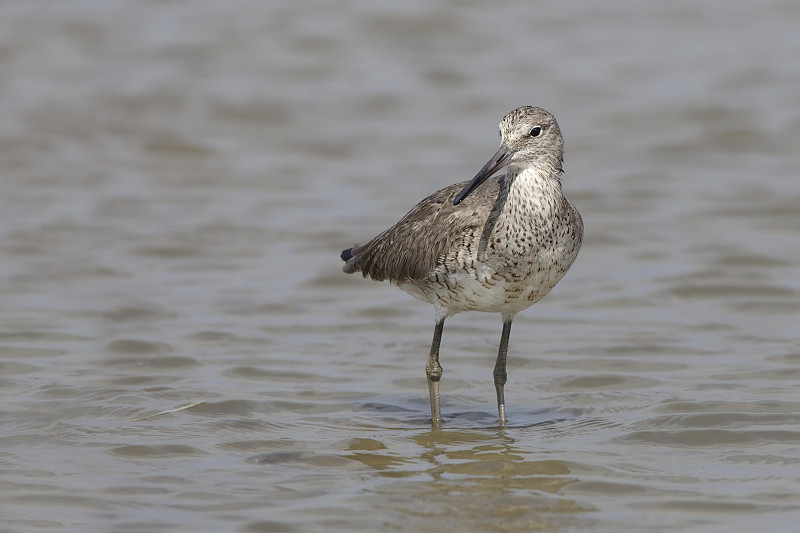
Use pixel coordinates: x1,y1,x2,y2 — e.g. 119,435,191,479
504,164,564,212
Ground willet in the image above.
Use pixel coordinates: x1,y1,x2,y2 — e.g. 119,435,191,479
341,106,582,427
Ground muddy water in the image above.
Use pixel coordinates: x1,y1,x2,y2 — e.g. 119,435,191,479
2,1,800,531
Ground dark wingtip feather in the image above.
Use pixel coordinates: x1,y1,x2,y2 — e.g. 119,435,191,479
341,245,363,274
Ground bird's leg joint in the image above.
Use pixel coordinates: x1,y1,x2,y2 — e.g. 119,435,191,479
426,359,443,382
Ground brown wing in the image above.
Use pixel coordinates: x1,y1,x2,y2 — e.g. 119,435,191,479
341,176,505,283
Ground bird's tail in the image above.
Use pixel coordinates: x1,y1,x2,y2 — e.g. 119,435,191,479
340,244,365,274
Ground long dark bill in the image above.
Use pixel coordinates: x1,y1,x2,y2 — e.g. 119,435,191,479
452,145,514,205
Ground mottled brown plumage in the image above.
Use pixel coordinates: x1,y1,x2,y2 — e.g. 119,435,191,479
341,106,582,427
342,176,505,283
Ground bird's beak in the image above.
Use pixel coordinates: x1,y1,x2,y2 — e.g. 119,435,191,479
453,144,515,205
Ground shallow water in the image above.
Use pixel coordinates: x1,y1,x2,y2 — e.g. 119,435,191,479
2,1,800,531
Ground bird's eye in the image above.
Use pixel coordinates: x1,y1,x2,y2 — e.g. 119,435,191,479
529,126,542,137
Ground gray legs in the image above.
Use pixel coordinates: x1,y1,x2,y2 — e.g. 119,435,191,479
494,315,513,426
425,314,513,428
425,318,445,428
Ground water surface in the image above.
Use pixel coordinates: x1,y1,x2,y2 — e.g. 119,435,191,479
1,1,800,531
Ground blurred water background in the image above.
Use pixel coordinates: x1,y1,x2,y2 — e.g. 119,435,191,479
1,1,800,531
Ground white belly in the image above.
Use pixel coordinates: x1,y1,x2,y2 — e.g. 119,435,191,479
397,258,568,318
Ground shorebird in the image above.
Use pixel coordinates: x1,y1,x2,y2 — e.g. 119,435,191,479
341,106,582,427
